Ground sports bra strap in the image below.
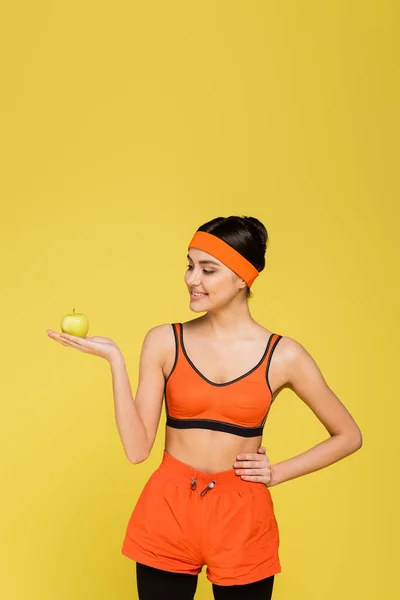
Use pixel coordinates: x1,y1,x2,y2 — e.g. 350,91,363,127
171,322,282,374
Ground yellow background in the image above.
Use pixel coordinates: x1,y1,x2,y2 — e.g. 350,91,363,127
1,1,398,598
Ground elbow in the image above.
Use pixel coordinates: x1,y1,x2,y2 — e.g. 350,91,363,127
332,427,363,454
348,428,363,453
126,432,152,464
128,449,150,464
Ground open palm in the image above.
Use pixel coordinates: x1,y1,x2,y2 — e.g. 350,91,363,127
47,330,121,362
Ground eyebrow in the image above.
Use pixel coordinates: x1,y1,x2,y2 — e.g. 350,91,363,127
186,253,221,266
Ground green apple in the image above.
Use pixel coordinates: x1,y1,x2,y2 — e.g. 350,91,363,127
61,308,89,338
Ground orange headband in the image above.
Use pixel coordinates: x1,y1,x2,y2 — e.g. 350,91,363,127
188,231,259,287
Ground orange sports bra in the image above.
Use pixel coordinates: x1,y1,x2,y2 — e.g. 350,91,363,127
164,322,283,438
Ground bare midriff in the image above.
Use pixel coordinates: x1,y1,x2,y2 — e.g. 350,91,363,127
164,426,263,473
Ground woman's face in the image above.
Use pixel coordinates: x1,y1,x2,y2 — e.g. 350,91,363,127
185,248,246,311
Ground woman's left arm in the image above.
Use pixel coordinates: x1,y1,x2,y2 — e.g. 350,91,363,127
235,337,363,487
269,337,363,487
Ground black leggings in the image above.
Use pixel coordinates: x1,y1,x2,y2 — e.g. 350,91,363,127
136,562,275,599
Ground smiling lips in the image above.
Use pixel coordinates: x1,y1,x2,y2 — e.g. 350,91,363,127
190,291,208,299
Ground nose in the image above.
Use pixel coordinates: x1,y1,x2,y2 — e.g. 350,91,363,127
185,268,202,287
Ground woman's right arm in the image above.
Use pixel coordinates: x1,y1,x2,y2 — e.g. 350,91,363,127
109,325,170,464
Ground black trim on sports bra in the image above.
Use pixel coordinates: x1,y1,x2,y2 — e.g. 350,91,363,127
265,335,283,398
179,322,275,387
165,415,265,438
164,323,179,384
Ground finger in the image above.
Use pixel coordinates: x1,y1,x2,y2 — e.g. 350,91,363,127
236,468,266,476
56,338,70,347
47,332,69,347
60,336,92,352
54,335,81,349
239,475,265,483
237,453,261,461
49,332,85,350
62,334,102,355
48,331,74,341
235,454,268,467
62,339,86,350
257,446,266,453
60,333,86,343
235,458,268,468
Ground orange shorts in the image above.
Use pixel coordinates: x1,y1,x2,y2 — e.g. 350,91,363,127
121,449,281,586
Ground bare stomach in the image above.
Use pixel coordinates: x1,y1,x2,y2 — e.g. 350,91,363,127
164,426,263,473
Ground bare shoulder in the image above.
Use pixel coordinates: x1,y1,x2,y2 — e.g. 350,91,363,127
143,323,175,373
275,334,304,360
268,334,317,398
144,322,174,339
274,333,332,396
274,334,316,375
143,323,174,349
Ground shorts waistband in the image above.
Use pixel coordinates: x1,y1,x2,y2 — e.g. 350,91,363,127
158,449,246,492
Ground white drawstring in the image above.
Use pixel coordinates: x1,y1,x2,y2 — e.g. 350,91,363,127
190,477,217,496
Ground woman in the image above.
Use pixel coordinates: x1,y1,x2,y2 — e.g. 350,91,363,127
47,215,362,600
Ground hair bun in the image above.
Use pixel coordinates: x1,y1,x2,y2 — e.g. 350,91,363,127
242,216,268,249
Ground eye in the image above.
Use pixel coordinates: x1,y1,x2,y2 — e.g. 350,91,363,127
186,264,215,275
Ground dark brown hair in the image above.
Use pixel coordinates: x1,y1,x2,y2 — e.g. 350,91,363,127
196,215,269,299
